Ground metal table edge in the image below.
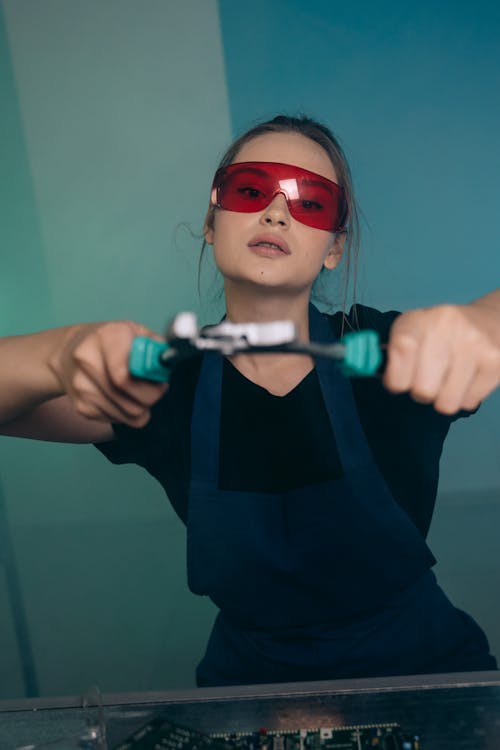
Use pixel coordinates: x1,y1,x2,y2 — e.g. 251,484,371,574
1,670,500,713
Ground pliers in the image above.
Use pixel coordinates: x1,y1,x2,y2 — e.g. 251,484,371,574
129,312,383,383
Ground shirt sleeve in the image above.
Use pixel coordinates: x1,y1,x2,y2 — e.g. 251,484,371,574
94,421,149,465
93,357,201,523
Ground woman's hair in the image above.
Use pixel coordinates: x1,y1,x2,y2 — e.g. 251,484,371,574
200,114,361,322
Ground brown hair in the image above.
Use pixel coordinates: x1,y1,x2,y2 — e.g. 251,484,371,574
200,114,361,323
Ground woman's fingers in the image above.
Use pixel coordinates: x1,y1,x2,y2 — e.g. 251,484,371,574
69,367,158,426
383,327,421,395
460,348,500,412
53,320,168,426
431,357,477,415
383,304,500,414
383,309,450,400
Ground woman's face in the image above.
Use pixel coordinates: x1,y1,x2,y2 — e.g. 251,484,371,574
204,132,344,295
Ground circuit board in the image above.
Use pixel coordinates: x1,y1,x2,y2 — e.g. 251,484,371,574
113,716,422,750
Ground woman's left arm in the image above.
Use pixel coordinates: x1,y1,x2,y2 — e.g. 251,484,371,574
383,288,500,415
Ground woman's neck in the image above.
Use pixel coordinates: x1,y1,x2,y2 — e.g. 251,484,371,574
224,283,312,343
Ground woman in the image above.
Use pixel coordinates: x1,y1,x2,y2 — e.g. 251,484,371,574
1,115,499,686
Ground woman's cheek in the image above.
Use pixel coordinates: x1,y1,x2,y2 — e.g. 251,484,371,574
213,240,239,278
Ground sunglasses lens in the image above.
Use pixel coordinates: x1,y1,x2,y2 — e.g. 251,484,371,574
217,168,270,212
214,163,347,231
286,179,344,230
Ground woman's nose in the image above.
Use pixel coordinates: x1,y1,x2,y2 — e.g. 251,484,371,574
260,193,291,227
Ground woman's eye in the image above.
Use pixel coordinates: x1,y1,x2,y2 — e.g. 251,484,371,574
301,199,323,211
237,186,263,199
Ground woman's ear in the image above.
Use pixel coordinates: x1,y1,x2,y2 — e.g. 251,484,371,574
203,203,216,244
323,231,346,270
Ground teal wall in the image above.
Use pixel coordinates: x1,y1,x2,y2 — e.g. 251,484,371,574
218,0,500,496
219,0,500,683
1,0,499,699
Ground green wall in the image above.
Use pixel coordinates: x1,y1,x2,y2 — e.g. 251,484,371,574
0,0,230,697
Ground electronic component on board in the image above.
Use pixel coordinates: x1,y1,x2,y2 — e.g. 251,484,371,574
114,717,228,750
113,716,421,750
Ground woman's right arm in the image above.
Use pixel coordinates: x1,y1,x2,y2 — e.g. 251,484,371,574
0,322,168,443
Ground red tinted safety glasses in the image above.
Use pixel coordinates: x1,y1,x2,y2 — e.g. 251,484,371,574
211,161,348,232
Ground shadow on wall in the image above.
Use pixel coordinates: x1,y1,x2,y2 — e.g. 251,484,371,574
0,510,217,699
428,486,500,665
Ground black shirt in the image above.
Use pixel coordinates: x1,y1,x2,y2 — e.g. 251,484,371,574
96,305,468,537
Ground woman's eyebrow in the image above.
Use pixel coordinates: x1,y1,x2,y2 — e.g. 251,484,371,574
233,166,269,176
300,178,333,191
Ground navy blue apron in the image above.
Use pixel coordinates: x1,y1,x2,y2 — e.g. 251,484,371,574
187,305,496,686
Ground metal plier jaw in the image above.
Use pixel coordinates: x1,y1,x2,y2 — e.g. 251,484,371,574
129,312,382,383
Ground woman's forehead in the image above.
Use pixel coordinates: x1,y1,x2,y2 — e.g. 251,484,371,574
233,132,338,183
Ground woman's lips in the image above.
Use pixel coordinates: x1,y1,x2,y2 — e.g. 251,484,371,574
248,234,291,257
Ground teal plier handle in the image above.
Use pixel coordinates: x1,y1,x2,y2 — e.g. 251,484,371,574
128,337,172,383
128,326,382,384
339,330,383,377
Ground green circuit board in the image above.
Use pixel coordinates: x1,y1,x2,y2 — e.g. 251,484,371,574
114,716,421,750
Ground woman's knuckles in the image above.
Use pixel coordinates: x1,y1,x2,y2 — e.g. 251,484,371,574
108,362,134,389
125,410,151,428
72,398,102,420
480,346,500,377
71,371,95,396
409,384,438,403
120,401,147,419
390,333,419,357
433,397,461,416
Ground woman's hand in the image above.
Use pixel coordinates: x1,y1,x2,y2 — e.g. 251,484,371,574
383,295,500,415
48,321,168,427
